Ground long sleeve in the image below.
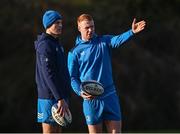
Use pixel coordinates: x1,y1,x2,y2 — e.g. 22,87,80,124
38,42,64,100
68,52,81,96
106,29,134,48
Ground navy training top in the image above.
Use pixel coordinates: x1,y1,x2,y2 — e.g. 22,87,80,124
35,33,71,100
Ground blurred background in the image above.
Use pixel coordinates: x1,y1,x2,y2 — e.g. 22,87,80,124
0,0,180,133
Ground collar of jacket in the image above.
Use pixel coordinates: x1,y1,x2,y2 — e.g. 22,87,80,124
76,33,97,45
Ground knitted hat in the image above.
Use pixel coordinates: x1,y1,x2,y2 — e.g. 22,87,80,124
42,10,62,29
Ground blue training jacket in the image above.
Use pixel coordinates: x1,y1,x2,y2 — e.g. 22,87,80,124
35,33,71,100
68,29,134,97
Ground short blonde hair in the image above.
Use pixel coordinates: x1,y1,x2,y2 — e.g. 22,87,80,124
77,14,93,25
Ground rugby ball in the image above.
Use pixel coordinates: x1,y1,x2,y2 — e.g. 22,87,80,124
81,80,104,96
51,103,72,127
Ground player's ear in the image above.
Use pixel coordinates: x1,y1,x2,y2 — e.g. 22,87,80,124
78,25,81,32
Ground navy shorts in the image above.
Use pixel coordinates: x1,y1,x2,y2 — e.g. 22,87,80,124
83,93,121,125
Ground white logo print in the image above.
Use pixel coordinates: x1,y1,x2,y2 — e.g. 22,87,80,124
86,115,91,122
61,46,64,52
45,58,48,62
38,113,44,119
81,51,85,56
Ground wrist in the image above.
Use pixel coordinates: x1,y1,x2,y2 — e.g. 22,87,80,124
131,29,136,34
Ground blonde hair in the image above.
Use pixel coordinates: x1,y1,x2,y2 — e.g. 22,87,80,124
77,14,93,25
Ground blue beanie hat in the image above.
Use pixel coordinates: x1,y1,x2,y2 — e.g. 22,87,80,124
42,10,62,29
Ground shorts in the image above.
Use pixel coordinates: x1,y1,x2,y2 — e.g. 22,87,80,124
83,93,121,125
37,98,57,125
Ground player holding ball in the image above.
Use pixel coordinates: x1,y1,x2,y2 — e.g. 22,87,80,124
34,10,71,133
68,14,146,133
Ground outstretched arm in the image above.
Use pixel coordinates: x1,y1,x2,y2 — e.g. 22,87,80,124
132,18,146,34
107,18,146,48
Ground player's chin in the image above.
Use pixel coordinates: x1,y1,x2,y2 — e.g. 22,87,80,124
56,30,62,35
87,35,93,40
55,33,61,36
